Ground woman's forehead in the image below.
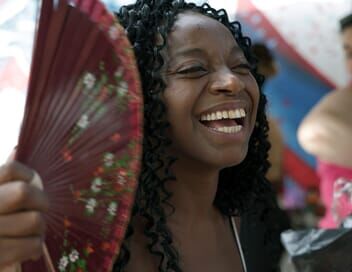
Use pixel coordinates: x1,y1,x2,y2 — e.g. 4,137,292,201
166,12,241,58
171,12,232,40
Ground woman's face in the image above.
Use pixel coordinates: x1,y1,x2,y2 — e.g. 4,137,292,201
162,12,260,170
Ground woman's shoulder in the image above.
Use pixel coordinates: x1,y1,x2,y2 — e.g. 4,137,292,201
319,86,352,106
301,86,352,126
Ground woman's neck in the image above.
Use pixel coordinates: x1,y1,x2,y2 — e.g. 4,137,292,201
164,158,223,230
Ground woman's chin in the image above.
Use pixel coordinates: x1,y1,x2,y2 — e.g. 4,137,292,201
210,154,248,170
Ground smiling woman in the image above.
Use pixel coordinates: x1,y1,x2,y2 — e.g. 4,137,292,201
0,0,284,272
162,12,259,169
112,1,283,271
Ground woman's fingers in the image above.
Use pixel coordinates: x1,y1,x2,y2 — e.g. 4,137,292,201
0,211,46,237
0,162,48,266
0,161,49,214
0,181,49,214
0,161,34,185
0,237,43,267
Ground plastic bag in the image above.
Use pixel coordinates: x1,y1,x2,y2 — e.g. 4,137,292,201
281,224,352,272
332,178,352,226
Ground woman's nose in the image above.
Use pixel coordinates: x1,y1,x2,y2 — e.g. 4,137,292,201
209,68,245,95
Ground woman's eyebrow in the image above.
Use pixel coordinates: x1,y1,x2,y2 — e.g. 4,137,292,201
168,45,245,66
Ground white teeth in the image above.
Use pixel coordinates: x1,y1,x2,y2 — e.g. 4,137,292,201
240,109,246,117
199,108,246,121
211,125,243,134
233,109,241,118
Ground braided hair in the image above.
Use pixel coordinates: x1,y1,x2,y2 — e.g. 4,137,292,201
113,1,277,271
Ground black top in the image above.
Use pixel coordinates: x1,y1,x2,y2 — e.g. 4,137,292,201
239,193,290,272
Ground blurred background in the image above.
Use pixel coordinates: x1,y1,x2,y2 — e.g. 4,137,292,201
0,2,351,267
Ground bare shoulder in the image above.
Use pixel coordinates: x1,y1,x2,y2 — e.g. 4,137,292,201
304,87,352,121
298,86,352,162
317,87,352,109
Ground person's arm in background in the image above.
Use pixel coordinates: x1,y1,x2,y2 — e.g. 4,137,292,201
298,87,352,168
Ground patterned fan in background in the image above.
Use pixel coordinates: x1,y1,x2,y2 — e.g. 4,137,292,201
14,0,143,271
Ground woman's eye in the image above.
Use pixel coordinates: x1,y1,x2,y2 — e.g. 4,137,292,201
232,63,252,74
177,66,207,75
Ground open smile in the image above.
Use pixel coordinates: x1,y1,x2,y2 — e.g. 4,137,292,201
198,108,246,134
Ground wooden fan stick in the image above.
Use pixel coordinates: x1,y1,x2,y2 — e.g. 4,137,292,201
18,0,54,153
43,243,56,272
32,173,56,272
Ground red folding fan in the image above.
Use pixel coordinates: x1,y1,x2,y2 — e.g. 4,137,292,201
13,0,143,271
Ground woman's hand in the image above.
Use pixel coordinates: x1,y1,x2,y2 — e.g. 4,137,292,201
0,161,49,268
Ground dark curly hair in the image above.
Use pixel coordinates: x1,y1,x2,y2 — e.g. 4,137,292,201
340,13,352,32
113,1,280,271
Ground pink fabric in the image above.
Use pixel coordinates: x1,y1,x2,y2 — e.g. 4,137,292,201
317,160,352,228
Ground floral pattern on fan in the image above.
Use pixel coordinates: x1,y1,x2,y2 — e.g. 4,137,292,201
65,63,131,150
54,28,142,271
56,137,141,271
74,145,138,218
57,221,92,271
17,0,143,271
